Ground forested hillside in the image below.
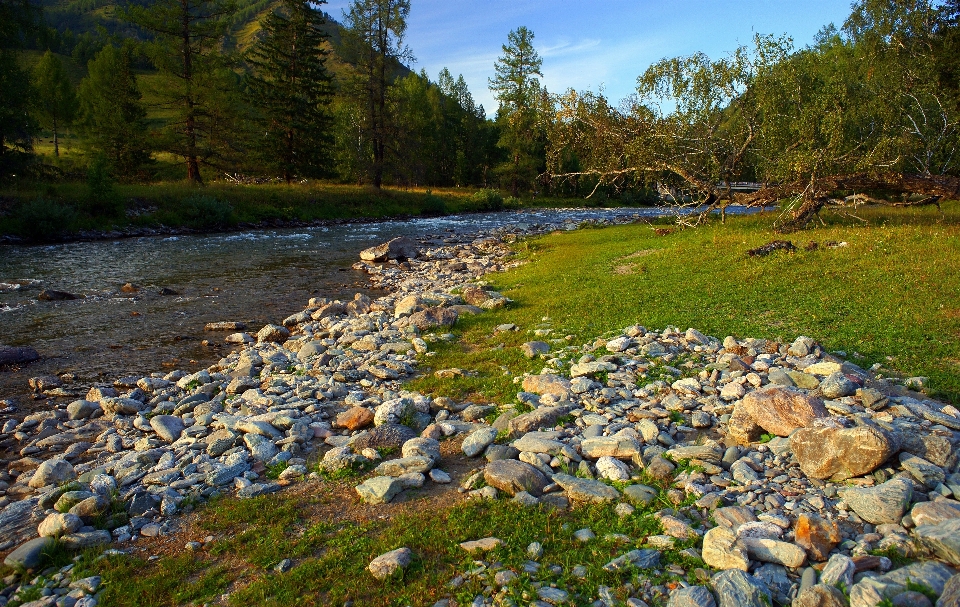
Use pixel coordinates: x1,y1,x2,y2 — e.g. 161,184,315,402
0,0,958,239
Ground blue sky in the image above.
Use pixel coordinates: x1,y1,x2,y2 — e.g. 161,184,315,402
322,0,856,116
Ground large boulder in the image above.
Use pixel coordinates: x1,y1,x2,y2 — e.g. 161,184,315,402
791,423,898,480
484,460,550,497
740,386,828,437
359,236,419,262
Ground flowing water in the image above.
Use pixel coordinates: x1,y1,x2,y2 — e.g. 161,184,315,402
0,207,675,410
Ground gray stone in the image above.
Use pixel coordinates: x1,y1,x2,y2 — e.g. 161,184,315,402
899,453,946,489
911,500,960,526
794,584,848,607
552,473,619,503
883,561,956,595
508,405,572,436
237,482,281,498
603,549,661,572
257,324,290,344
711,569,772,607
66,400,98,420
820,554,856,589
581,435,641,459
839,478,913,524
938,574,960,607
38,512,82,537
820,372,857,398
149,415,184,442
368,547,412,580
462,427,499,457
522,341,550,358
360,236,419,262
849,576,905,607
244,433,279,462
351,424,418,451
702,527,749,571
59,530,111,550
667,586,717,607
485,444,520,461
356,476,404,504
29,458,76,488
623,484,659,506
913,518,960,566
741,538,806,567
740,386,828,437
484,459,550,497
0,344,40,365
3,537,54,569
374,456,434,477
402,437,441,461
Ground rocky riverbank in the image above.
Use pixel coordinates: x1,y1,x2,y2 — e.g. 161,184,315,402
0,215,958,607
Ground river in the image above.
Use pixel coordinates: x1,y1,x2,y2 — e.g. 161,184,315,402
0,207,673,411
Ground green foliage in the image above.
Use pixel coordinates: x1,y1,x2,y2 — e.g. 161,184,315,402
125,0,238,183
245,0,334,183
77,44,149,176
340,0,413,188
490,26,548,197
81,154,123,218
11,196,77,240
32,51,78,158
180,194,235,229
470,188,504,211
419,192,447,216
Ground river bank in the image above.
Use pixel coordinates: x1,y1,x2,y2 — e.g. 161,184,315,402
0,204,957,607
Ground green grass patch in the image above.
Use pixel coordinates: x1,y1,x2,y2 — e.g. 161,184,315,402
409,203,960,403
87,493,704,607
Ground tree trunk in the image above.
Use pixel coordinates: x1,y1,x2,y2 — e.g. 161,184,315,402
181,0,202,184
53,118,59,158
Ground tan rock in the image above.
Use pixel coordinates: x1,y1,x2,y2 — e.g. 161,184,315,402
791,424,897,480
702,527,749,571
521,374,572,400
741,386,828,437
727,403,764,445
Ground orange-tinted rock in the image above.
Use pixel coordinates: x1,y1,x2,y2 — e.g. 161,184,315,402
336,407,374,431
741,386,828,437
794,513,842,561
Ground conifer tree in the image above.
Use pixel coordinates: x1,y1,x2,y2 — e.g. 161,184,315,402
246,0,334,183
77,44,149,176
489,26,546,196
126,0,235,183
342,0,413,188
33,51,78,157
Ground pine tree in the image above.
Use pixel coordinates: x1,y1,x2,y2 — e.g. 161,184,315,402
246,0,334,183
342,0,413,188
125,0,235,183
77,44,149,176
489,26,546,196
33,51,78,157
0,0,40,173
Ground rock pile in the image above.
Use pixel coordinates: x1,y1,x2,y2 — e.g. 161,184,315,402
0,214,958,607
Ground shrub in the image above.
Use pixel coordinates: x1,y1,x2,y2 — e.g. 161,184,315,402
180,195,235,230
420,193,448,216
470,188,504,211
12,197,77,240
81,155,124,218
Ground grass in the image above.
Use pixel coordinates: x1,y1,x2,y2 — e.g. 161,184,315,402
0,179,630,241
408,203,960,403
81,489,705,607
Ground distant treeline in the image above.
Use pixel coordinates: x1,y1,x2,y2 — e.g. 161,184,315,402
1,0,958,220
